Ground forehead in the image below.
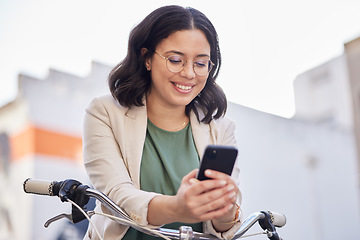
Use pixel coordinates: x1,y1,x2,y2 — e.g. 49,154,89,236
156,29,210,56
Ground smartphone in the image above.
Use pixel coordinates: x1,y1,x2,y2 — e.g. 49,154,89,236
196,145,238,181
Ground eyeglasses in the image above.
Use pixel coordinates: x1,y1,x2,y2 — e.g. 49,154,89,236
154,51,214,76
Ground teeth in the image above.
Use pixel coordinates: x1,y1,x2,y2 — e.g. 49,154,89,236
175,84,192,90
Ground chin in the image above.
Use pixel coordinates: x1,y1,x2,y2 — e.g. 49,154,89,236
177,96,197,106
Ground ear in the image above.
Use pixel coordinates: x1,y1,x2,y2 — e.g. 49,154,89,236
141,48,151,71
141,48,148,57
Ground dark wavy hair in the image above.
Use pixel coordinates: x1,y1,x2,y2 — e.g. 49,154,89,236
109,5,227,123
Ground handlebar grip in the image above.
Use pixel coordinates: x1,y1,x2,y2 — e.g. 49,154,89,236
269,211,287,227
23,178,58,196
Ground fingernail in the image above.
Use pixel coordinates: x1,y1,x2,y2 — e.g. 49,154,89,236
189,178,198,184
227,184,235,191
205,169,212,176
219,180,227,186
229,191,236,198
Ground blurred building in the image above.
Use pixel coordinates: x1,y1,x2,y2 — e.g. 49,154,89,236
0,61,111,240
0,36,360,240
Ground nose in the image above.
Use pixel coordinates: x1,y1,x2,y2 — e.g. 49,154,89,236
180,61,195,79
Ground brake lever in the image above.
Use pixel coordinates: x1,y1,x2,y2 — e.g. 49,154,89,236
44,213,73,228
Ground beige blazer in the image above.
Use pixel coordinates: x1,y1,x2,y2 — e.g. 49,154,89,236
83,94,242,240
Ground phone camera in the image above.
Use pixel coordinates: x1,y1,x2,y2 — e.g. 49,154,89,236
207,150,217,159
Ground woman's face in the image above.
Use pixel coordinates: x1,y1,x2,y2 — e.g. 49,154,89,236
146,29,211,109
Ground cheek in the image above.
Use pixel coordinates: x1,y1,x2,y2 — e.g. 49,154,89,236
198,77,208,90
195,78,208,96
151,65,177,83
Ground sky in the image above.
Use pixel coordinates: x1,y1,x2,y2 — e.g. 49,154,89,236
1,0,360,118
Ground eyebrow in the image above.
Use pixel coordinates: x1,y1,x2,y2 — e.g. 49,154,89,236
164,50,210,58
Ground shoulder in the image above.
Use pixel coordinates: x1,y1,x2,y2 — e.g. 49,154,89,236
209,115,237,146
210,115,236,132
85,94,147,124
86,94,124,113
84,94,128,128
85,94,133,119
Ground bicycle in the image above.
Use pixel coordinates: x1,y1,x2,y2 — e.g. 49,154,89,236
23,178,286,240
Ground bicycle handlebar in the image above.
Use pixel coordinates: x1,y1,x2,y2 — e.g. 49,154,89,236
264,211,286,228
23,178,286,240
23,178,55,196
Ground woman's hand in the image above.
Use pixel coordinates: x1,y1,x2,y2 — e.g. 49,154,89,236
203,170,241,232
173,169,239,225
147,169,239,230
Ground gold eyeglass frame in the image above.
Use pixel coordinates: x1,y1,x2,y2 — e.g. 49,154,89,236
154,51,214,76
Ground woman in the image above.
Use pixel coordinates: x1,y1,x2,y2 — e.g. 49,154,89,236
83,5,242,239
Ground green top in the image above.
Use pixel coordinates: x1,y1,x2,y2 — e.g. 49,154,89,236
122,119,203,239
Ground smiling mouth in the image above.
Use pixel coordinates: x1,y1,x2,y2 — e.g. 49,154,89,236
174,83,193,91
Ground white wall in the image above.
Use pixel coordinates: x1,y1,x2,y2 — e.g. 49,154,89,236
227,102,360,240
293,54,353,130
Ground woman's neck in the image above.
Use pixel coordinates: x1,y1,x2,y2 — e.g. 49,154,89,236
146,100,189,132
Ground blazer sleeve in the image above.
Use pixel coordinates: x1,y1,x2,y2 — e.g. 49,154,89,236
83,97,161,227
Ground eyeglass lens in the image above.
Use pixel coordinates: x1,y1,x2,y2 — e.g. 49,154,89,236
166,55,213,76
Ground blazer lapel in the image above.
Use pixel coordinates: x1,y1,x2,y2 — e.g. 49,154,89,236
124,104,148,188
190,112,211,159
